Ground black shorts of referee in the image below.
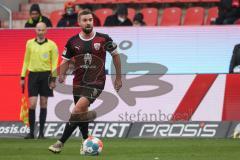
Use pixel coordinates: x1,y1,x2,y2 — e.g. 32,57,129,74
28,71,53,97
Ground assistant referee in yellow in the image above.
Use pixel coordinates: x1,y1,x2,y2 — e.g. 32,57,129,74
20,22,59,139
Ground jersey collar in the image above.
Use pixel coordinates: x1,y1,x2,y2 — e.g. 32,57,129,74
35,38,48,45
79,32,96,41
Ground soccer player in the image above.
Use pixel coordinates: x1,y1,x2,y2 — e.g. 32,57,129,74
48,9,122,154
20,22,58,139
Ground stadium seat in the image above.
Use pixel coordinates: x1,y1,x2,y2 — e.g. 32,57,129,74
157,0,177,2
201,0,220,2
20,3,63,12
128,8,136,21
29,0,67,3
232,0,240,7
160,7,182,26
50,10,65,27
205,7,218,25
178,0,200,2
234,18,240,24
141,8,158,26
2,20,26,28
95,8,113,26
12,11,29,20
183,7,205,25
135,0,156,3
116,0,135,3
94,0,116,4
12,11,50,20
74,0,96,4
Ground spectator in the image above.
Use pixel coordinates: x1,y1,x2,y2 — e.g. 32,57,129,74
215,0,240,24
133,13,146,26
57,1,78,27
25,3,52,28
104,4,133,26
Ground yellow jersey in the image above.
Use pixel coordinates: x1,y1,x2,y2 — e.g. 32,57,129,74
21,38,58,78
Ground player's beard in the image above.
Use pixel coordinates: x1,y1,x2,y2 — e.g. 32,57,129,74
82,26,93,35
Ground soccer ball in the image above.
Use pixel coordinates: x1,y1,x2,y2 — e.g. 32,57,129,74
83,136,103,156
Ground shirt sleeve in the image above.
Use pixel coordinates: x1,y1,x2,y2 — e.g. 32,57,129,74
62,40,74,60
229,44,240,73
104,35,118,55
50,42,59,77
21,41,31,77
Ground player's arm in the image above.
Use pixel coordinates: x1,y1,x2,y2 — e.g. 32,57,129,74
48,43,59,89
111,50,122,92
104,37,122,91
59,40,74,83
20,41,31,92
21,41,30,79
59,59,70,83
229,45,239,73
50,43,59,81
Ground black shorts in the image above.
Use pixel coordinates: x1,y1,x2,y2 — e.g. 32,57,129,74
73,85,103,105
28,71,53,97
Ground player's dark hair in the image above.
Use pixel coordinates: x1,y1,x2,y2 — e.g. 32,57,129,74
78,9,93,20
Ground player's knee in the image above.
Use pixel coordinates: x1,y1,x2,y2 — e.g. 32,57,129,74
40,101,47,107
73,105,88,113
40,97,48,107
29,103,37,109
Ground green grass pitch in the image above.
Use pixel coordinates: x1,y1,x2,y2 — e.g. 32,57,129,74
0,138,239,160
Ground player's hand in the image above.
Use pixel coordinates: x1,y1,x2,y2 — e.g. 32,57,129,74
49,81,56,90
58,75,65,83
20,79,25,93
114,77,122,92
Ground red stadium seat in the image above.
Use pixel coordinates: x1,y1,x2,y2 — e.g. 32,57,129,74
50,10,65,27
12,11,29,20
116,0,135,3
160,7,182,26
12,11,50,20
95,8,113,26
135,0,156,3
183,7,205,25
94,0,116,4
234,18,240,24
201,0,220,2
20,3,63,12
29,0,66,3
205,7,218,25
2,20,26,28
74,0,96,4
141,8,158,26
157,0,177,2
128,8,136,21
179,0,200,2
232,0,240,7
